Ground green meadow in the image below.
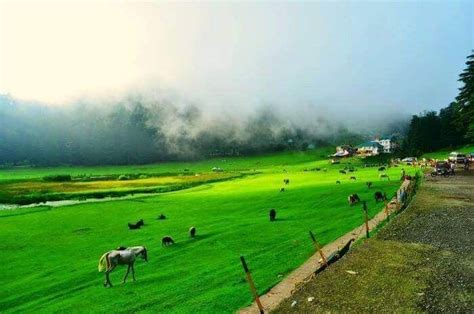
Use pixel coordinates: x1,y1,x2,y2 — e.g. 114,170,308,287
0,148,418,313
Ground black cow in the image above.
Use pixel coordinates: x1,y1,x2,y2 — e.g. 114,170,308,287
374,191,386,202
348,194,360,206
269,208,277,221
189,227,196,238
162,236,175,246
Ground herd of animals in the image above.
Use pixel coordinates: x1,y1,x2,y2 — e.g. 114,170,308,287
98,160,411,287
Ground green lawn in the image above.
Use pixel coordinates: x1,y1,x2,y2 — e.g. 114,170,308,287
0,149,418,313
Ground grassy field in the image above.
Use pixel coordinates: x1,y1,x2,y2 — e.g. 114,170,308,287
0,148,418,313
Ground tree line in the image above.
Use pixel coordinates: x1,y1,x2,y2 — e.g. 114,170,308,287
1,96,363,166
402,53,474,156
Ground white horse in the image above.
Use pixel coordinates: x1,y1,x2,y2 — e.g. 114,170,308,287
98,246,148,287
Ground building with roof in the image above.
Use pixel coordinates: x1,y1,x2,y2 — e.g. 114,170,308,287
374,136,395,153
356,141,384,156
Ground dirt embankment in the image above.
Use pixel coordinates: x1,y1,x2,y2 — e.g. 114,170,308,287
273,171,474,313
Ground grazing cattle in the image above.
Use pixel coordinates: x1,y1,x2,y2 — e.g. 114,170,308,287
189,226,196,238
379,174,390,181
350,176,356,180
366,181,373,188
161,236,175,246
339,170,347,174
280,187,285,192
269,208,276,221
374,191,386,202
128,222,141,230
158,214,166,220
283,179,290,185
378,166,386,171
348,194,361,206
336,180,341,184
98,246,148,287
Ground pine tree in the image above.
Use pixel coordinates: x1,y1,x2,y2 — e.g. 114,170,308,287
455,53,474,141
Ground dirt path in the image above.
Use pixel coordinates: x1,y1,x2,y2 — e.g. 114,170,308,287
272,170,473,313
239,180,412,314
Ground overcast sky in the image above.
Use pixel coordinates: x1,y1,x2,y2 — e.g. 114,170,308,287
0,0,472,115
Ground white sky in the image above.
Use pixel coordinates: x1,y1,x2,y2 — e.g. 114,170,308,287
0,1,472,114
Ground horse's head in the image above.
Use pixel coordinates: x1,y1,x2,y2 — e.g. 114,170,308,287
141,247,148,262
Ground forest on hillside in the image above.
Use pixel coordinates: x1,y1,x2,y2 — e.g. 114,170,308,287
402,54,474,156
1,97,370,166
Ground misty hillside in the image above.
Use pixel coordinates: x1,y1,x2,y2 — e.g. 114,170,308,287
0,94,408,166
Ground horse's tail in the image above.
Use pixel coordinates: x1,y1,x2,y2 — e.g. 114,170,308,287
98,252,109,272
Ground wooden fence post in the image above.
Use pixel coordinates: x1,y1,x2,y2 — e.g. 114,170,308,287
240,256,264,314
362,201,370,238
309,231,328,266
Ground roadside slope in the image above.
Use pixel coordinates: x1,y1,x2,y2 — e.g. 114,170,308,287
274,170,474,313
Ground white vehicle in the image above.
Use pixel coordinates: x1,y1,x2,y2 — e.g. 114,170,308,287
401,157,417,163
448,152,466,163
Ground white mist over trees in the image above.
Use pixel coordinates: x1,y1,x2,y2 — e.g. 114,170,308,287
0,93,407,166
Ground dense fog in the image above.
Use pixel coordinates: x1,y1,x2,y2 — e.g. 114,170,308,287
0,93,408,166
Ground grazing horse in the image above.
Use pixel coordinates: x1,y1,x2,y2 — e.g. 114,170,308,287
348,194,360,206
189,226,196,238
339,170,347,174
366,181,373,188
374,191,386,202
269,208,276,221
162,236,175,246
350,176,357,180
98,246,148,287
379,174,390,181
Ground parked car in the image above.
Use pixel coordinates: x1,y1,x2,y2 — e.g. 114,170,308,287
401,157,417,163
448,152,466,163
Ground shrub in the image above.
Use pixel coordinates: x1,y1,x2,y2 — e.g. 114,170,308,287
42,174,72,182
118,175,129,181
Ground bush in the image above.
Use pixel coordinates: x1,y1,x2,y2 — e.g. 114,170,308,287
42,174,72,182
118,175,129,181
